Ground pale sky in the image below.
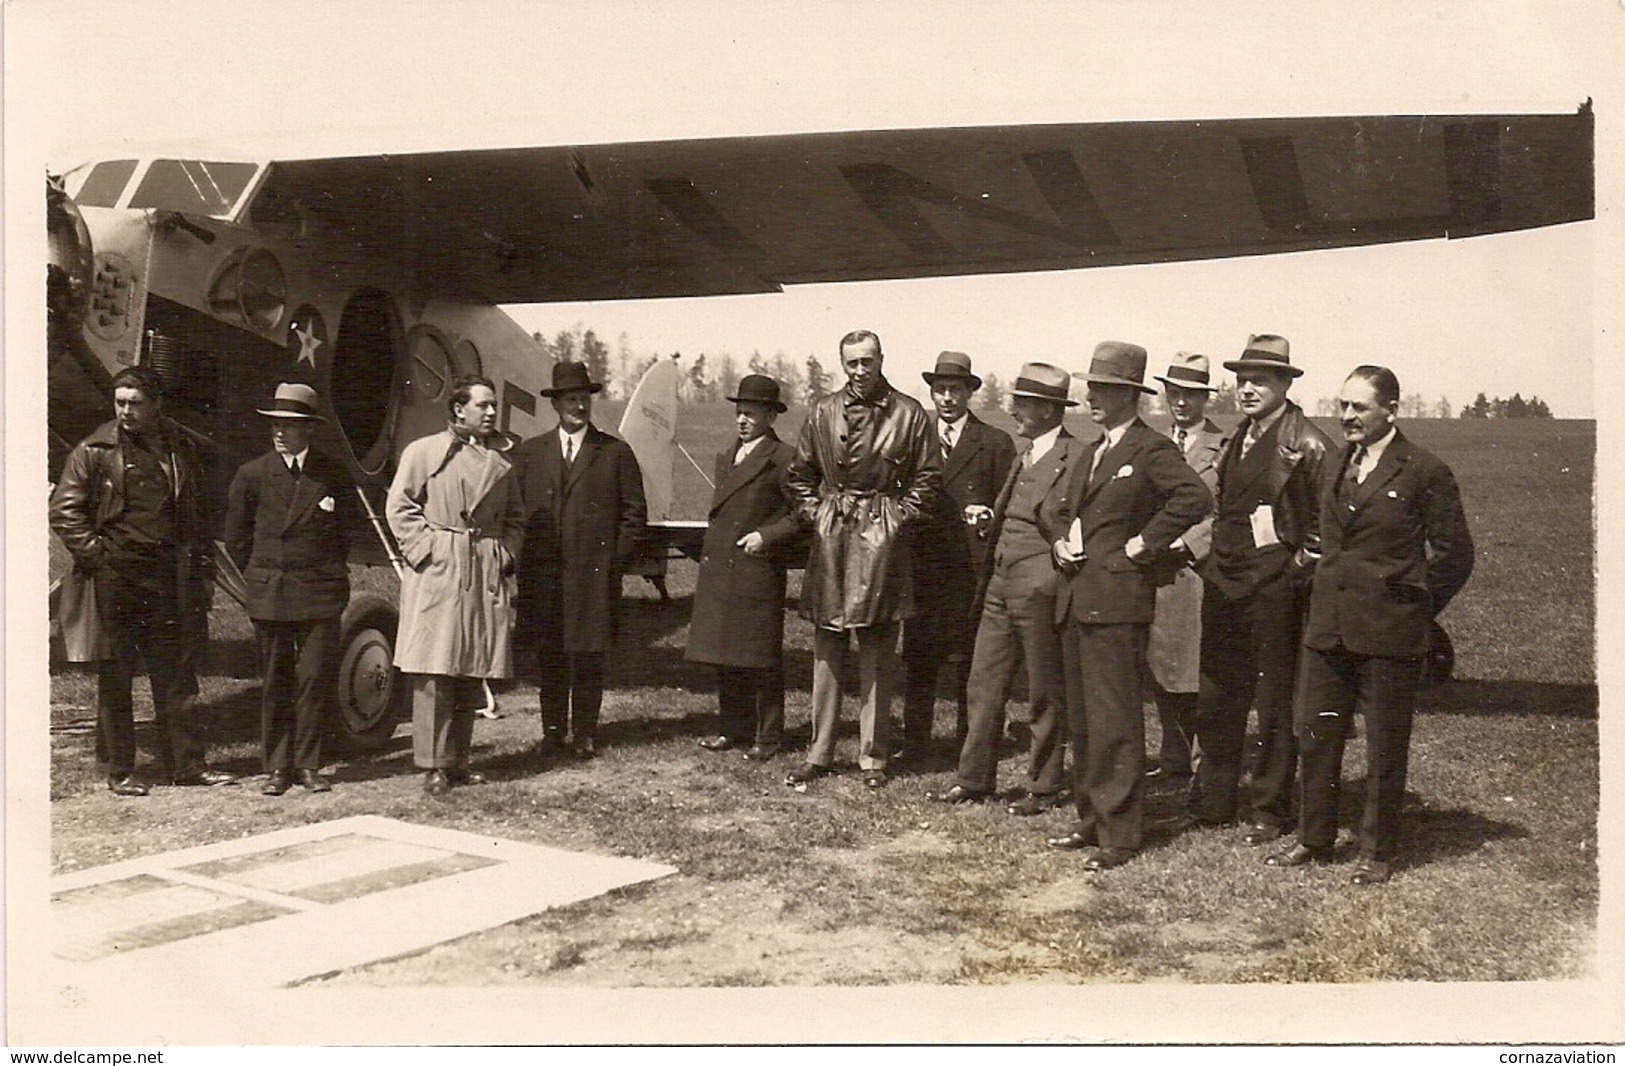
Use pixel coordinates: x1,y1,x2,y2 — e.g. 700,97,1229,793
7,0,1619,416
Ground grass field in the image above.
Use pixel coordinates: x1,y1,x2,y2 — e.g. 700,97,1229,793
46,406,1598,986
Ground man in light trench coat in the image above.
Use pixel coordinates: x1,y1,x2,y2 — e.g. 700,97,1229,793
386,374,524,795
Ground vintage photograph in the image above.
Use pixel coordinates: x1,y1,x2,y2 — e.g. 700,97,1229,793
7,0,1619,1046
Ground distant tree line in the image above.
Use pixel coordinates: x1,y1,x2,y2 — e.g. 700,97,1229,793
1457,392,1554,419
1314,393,1456,419
532,327,834,405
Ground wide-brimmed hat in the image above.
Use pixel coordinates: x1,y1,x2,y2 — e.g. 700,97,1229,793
921,350,982,390
1153,351,1220,393
1008,362,1077,407
256,382,326,421
1079,341,1155,395
727,373,787,412
540,361,605,396
1223,333,1303,378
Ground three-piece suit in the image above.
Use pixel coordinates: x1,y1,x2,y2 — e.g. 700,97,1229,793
951,428,1082,798
901,413,1016,751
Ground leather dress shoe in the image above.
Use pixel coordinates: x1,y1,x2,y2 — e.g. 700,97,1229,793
1083,847,1137,871
1350,858,1393,886
1045,828,1097,850
862,769,889,789
697,735,736,752
172,768,239,787
924,784,991,805
1263,842,1332,867
1007,792,1060,817
742,744,779,762
784,763,832,786
424,769,451,796
296,769,332,792
107,774,149,797
262,770,292,796
573,737,598,759
446,768,486,786
1241,822,1285,847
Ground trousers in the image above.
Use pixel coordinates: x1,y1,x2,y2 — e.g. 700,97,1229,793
255,616,337,772
808,621,899,771
410,674,481,769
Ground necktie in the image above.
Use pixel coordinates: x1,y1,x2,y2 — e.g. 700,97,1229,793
1346,445,1367,487
941,421,956,453
1022,445,1034,470
1088,437,1107,481
1239,421,1262,458
564,436,575,465
1175,426,1188,451
289,457,301,480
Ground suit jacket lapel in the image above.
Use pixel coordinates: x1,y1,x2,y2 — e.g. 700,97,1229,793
942,416,979,484
282,459,329,533
270,453,298,507
1218,418,1276,500
563,427,602,495
1347,433,1410,514
711,431,779,514
1083,426,1138,502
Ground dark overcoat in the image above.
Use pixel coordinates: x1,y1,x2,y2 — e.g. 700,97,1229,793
512,424,647,655
224,449,353,622
787,381,942,629
911,414,1016,650
1054,419,1213,626
1304,432,1474,658
685,432,803,668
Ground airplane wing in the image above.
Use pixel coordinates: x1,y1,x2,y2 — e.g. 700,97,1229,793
252,108,1593,305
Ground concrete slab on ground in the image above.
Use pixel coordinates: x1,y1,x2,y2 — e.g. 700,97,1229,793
48,814,677,989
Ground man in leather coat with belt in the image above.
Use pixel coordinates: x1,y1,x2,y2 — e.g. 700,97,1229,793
785,330,942,790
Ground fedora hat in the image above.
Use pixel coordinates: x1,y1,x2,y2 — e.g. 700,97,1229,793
1223,333,1303,377
726,373,787,412
540,361,605,396
1008,362,1077,406
921,350,982,389
256,382,326,421
1153,351,1220,393
1079,341,1155,394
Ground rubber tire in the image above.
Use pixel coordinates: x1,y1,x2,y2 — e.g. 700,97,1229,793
330,592,408,752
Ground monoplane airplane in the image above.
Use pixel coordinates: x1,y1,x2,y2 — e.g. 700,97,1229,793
46,106,1593,748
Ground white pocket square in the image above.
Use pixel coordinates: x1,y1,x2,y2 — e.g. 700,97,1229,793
318,495,336,512
1386,490,1398,499
1111,464,1134,480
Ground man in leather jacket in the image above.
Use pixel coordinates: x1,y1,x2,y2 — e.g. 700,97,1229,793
50,367,238,795
1191,335,1331,843
785,330,943,789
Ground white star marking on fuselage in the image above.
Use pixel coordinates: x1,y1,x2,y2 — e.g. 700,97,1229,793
294,323,323,367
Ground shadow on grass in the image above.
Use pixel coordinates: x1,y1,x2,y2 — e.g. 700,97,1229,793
1394,798,1526,864
1423,679,1597,719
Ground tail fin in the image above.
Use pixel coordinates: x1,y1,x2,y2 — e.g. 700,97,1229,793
616,356,682,522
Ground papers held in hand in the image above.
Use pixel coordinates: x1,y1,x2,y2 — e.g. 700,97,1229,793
1066,516,1085,559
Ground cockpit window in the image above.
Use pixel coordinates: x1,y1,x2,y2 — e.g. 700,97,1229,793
74,160,139,207
129,160,260,217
